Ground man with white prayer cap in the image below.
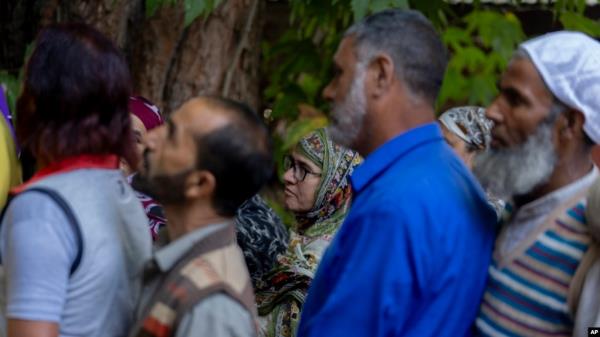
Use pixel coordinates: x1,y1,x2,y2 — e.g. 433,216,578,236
473,31,600,336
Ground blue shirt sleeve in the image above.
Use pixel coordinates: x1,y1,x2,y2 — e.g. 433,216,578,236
299,206,425,337
1,191,77,322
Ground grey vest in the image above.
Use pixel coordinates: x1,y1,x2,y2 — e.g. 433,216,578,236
0,169,152,337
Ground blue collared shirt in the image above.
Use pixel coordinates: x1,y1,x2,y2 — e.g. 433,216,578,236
298,123,497,337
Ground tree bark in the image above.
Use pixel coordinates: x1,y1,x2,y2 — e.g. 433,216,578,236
57,0,133,47
129,0,264,113
0,0,44,74
0,0,264,114
127,3,187,110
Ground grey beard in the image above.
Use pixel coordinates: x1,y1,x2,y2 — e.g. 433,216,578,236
473,121,557,200
328,66,367,149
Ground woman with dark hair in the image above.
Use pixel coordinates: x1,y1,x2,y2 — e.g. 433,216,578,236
0,23,151,337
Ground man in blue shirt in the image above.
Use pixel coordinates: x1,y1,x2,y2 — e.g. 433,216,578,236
297,9,497,337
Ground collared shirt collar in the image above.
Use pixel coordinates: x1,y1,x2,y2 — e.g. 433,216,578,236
351,123,443,194
153,222,229,272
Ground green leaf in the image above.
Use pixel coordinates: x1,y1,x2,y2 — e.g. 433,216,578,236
369,0,409,13
442,27,470,51
145,0,162,17
298,74,323,103
184,0,206,27
438,66,467,107
0,71,21,118
461,46,487,72
560,12,600,37
369,0,390,13
467,75,498,106
282,117,328,151
390,0,409,9
270,84,306,119
351,0,370,21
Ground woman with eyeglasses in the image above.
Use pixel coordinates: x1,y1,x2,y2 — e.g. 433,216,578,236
256,128,361,337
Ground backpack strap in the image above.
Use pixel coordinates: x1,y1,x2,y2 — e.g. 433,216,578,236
0,187,83,275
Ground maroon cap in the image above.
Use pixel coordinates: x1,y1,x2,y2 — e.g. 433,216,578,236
129,96,163,131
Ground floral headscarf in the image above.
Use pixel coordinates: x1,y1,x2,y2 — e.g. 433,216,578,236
256,128,361,337
439,106,493,150
294,128,361,231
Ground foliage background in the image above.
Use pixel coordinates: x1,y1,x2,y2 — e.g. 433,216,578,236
1,0,600,224
262,0,600,156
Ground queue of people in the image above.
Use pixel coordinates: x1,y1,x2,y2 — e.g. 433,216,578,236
1,7,600,337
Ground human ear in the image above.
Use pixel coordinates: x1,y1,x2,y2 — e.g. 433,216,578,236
559,109,585,141
367,53,395,98
185,170,216,199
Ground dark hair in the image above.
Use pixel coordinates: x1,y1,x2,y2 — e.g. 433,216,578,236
16,23,136,167
345,9,448,106
195,97,273,216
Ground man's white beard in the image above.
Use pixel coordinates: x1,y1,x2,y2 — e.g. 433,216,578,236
473,121,557,200
328,66,367,149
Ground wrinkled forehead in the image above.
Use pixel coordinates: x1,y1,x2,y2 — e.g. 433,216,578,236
335,37,360,67
503,56,554,102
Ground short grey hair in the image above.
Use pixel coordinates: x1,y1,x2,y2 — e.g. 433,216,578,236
344,9,448,106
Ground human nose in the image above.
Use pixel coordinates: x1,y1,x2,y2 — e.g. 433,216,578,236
486,98,504,125
144,127,160,151
322,80,335,102
283,167,297,185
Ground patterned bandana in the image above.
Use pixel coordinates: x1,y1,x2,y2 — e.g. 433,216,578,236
294,128,361,230
439,106,493,150
520,31,600,144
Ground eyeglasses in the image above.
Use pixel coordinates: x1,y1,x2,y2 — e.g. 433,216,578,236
283,155,322,182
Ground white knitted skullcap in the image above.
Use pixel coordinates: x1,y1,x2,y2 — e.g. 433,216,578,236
521,31,600,144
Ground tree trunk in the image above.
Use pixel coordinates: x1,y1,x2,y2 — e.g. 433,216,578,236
129,0,264,113
0,0,44,74
57,0,133,47
0,0,264,114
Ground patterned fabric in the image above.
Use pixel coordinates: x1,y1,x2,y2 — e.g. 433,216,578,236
132,224,257,337
439,106,493,150
476,199,592,336
128,174,167,241
256,128,361,337
235,195,289,285
294,128,362,229
136,191,168,241
520,31,600,144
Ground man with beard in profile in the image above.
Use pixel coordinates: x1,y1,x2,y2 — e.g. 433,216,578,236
472,32,600,336
297,9,497,337
129,96,273,337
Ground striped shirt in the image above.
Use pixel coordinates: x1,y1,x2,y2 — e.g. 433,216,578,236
476,170,597,337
